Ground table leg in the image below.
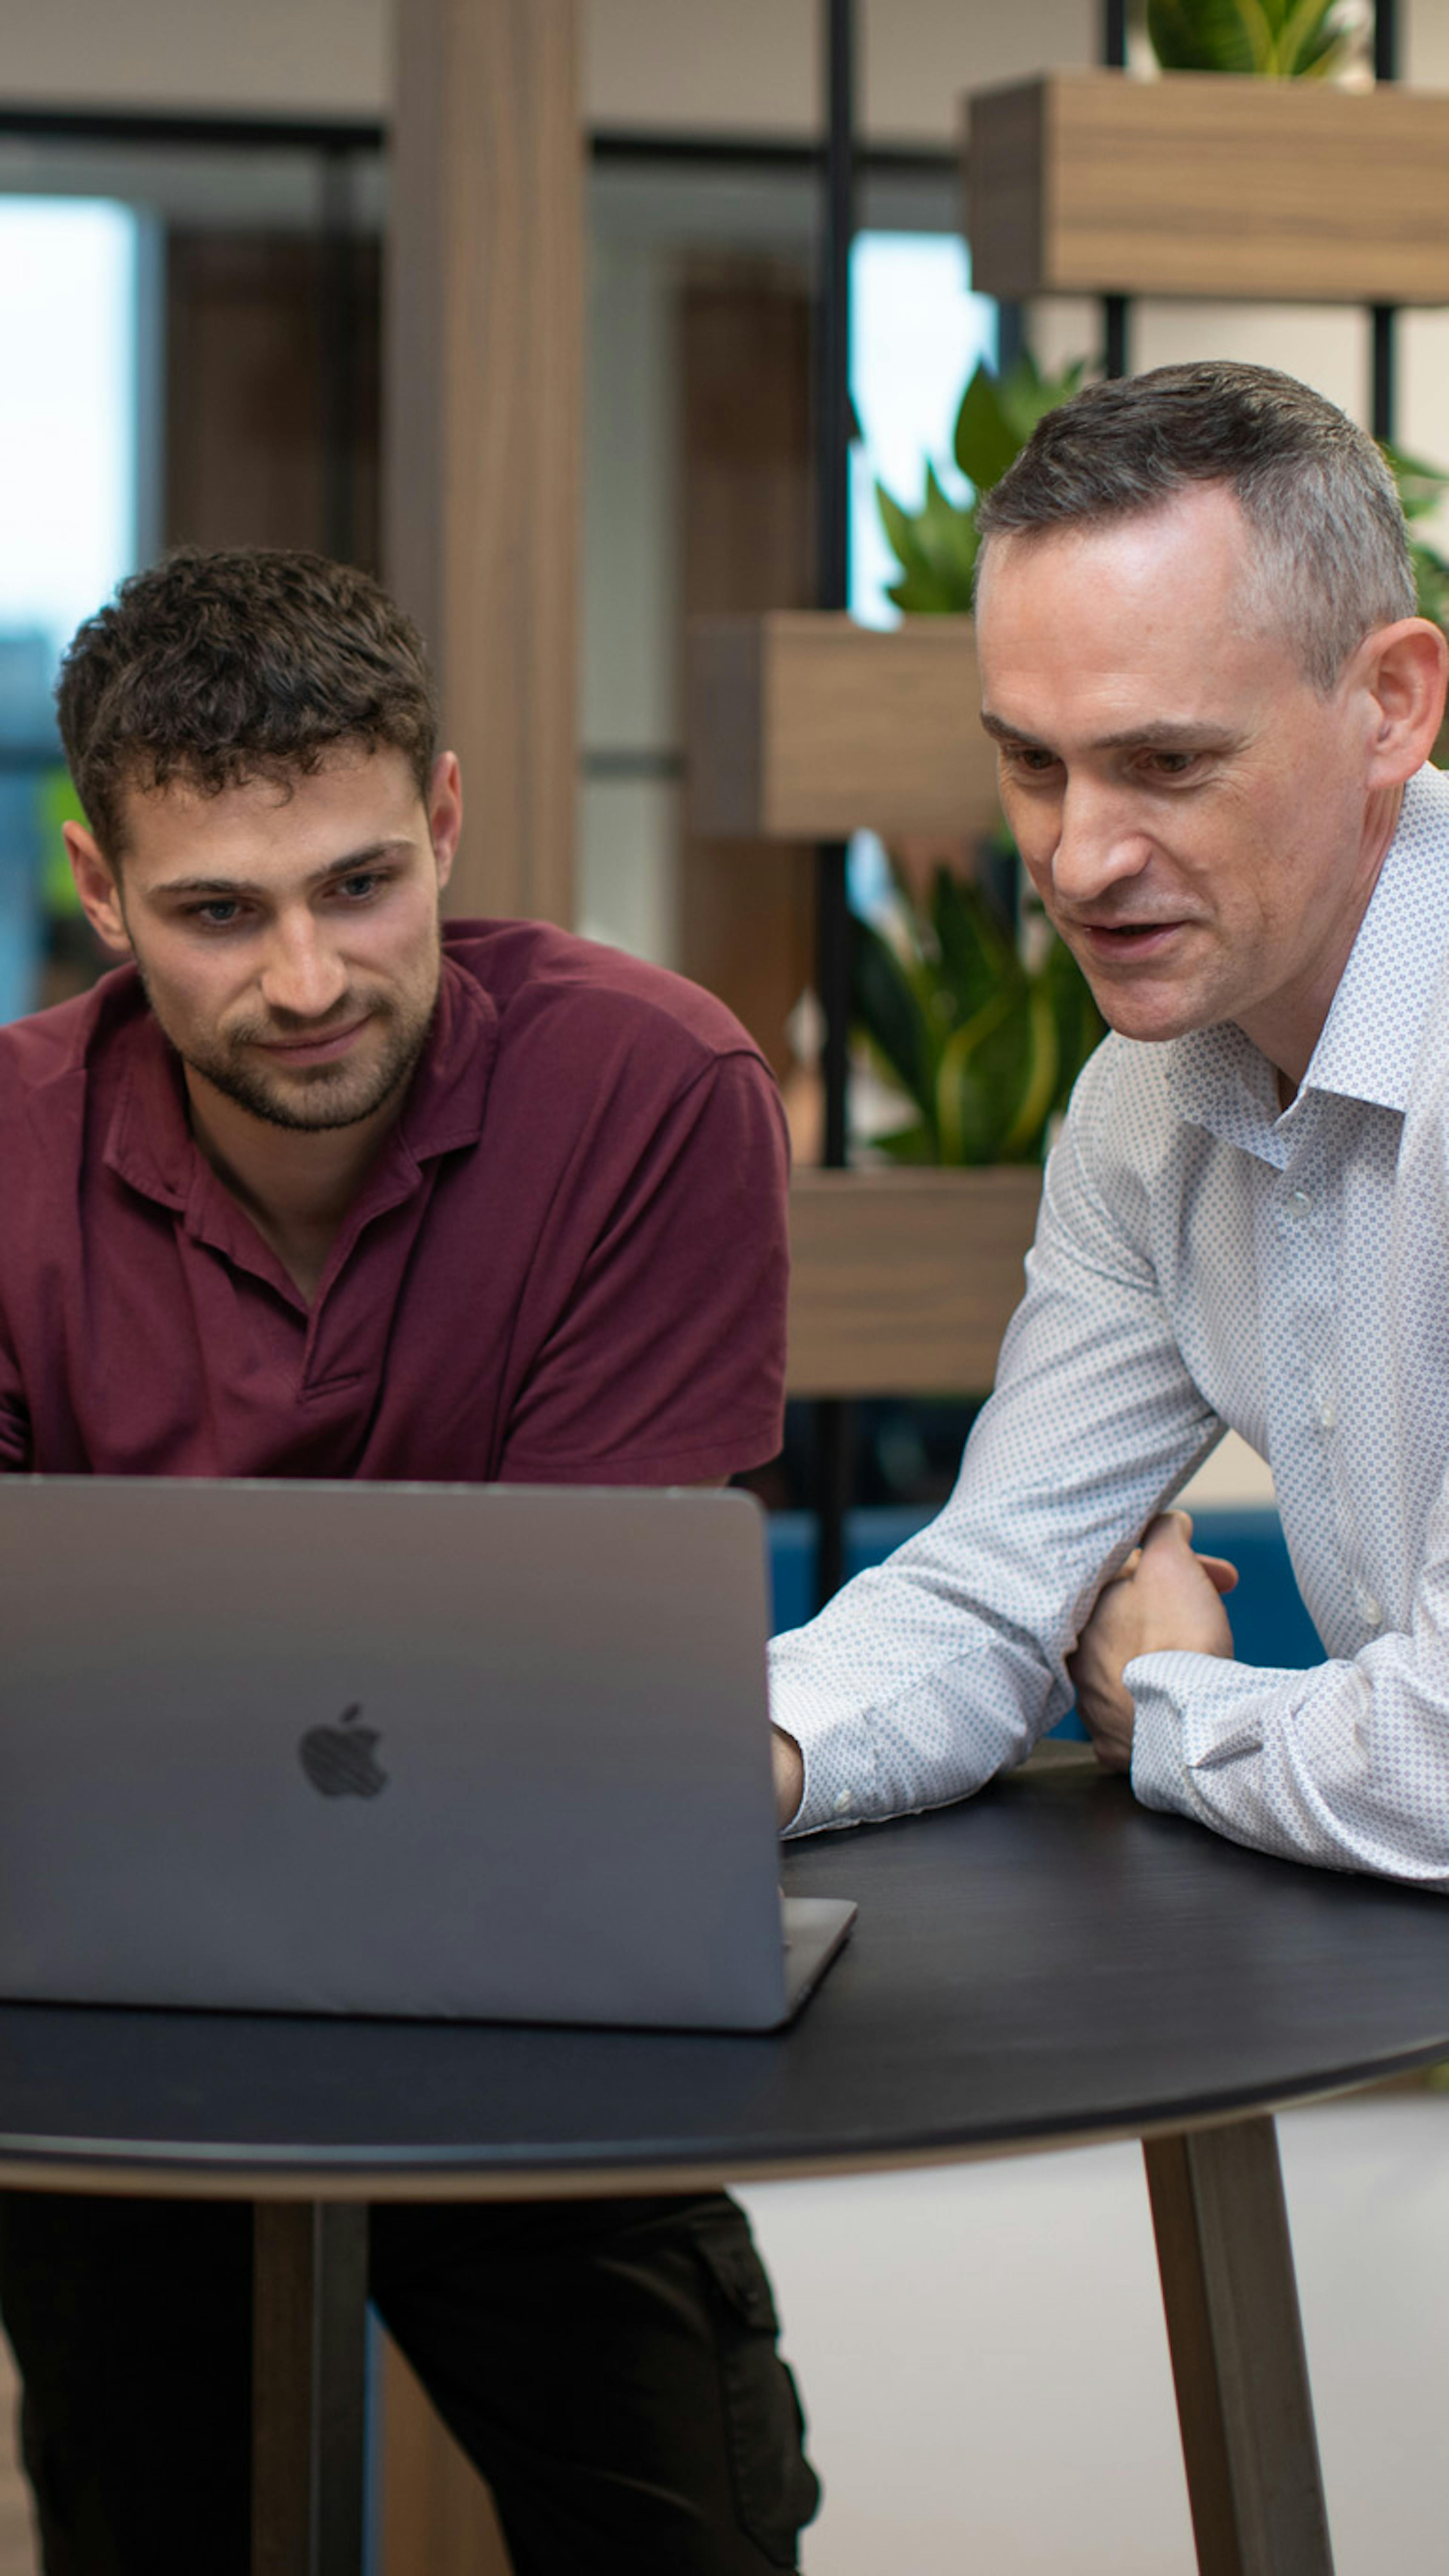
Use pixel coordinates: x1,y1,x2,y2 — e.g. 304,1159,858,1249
252,2200,370,2576
1143,2117,1333,2576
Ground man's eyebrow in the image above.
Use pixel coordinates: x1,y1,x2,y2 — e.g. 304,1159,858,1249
980,711,1234,753
148,841,409,899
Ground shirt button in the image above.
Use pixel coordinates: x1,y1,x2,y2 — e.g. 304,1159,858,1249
1317,1398,1336,1432
1354,1584,1382,1628
833,1789,853,1814
1288,1188,1313,1218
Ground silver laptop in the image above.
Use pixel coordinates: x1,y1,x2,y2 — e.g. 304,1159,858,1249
0,1478,854,2031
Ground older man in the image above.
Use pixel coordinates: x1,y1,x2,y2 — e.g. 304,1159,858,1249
771,360,1449,1888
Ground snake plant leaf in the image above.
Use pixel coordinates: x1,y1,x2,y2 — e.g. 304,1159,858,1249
998,978,1061,1161
1044,928,1109,1116
1409,540,1449,635
952,354,1087,494
1382,442,1449,524
994,353,1088,451
1269,0,1352,75
871,1118,941,1165
1148,0,1351,75
880,353,1089,612
851,913,937,1124
930,868,1017,1027
1148,0,1256,73
935,987,1018,1164
876,479,974,614
952,361,1023,495
876,483,950,607
919,463,981,591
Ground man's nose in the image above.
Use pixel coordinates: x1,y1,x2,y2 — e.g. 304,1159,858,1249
257,917,349,1022
1049,782,1152,909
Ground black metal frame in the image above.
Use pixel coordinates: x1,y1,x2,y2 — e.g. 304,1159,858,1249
1372,0,1399,441
1102,0,1131,377
0,100,955,184
812,0,858,1608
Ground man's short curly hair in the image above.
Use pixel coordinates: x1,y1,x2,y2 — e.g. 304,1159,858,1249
57,548,439,858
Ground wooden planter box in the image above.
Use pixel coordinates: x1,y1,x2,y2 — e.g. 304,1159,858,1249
687,612,1000,842
786,1166,1042,1398
967,69,1449,306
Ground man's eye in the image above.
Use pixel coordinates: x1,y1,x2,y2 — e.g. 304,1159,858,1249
189,900,244,928
334,872,387,901
1147,751,1197,777
1004,745,1058,775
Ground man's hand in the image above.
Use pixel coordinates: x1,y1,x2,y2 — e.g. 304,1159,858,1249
771,1724,804,1828
1068,1511,1238,1774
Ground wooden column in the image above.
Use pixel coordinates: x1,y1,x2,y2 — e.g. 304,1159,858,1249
386,0,582,924
678,266,815,1081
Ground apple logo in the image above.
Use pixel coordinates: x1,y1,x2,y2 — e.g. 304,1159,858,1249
298,1703,388,1798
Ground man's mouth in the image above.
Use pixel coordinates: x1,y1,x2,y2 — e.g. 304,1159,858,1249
1073,920,1186,963
252,1016,371,1067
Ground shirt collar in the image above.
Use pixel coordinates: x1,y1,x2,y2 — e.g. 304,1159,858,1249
1167,763,1449,1151
1299,763,1449,1115
103,952,497,1215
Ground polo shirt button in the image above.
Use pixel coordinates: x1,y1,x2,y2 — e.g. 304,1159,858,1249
833,1789,854,1814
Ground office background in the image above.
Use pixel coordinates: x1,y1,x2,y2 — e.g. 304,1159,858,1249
3,2,1449,2567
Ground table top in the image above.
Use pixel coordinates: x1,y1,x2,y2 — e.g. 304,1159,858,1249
2,1751,1447,2199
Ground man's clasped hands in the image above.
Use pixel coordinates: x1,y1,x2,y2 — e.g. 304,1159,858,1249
773,1509,1241,1822
1069,1510,1239,1772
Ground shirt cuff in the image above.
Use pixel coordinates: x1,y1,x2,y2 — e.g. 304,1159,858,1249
1128,1649,1267,1816
768,1684,885,1839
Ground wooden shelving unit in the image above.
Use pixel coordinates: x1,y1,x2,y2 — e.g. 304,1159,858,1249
687,612,998,842
966,68,1449,306
785,1167,1041,1397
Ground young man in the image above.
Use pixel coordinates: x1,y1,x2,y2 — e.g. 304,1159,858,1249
0,548,819,2575
772,362,1449,1892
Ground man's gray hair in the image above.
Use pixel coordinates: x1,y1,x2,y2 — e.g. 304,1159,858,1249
975,362,1415,692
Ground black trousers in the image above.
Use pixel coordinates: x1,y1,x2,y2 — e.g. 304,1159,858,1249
0,2188,820,2576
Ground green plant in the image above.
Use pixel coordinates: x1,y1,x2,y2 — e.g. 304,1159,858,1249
1383,442,1449,636
862,353,1102,1164
1145,0,1358,78
853,864,1105,1166
874,353,1086,616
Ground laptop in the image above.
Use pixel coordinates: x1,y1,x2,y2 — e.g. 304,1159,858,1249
0,1478,854,2031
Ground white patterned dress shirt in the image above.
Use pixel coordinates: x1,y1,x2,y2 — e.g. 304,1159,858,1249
772,763,1449,1886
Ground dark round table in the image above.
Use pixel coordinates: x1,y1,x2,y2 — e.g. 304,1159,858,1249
3,1750,1446,2575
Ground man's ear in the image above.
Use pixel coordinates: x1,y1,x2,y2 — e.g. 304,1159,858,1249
63,822,132,956
1361,617,1449,787
426,752,463,896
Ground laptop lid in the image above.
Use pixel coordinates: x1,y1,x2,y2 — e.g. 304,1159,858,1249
0,1478,851,2031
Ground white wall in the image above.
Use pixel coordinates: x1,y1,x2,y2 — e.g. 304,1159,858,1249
742,2092,1449,2576
5,0,1447,135
0,0,1090,131
577,230,680,963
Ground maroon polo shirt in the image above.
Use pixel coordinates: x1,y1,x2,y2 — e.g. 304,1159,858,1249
0,922,789,1485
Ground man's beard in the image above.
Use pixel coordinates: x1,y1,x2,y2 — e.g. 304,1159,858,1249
139,972,437,1133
